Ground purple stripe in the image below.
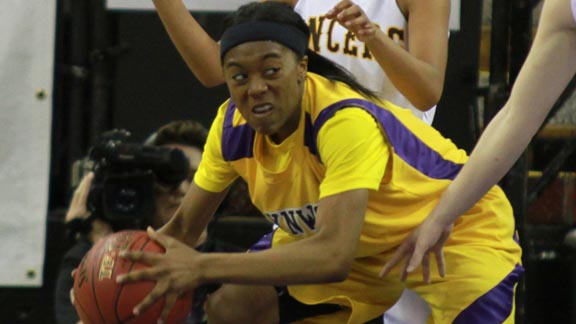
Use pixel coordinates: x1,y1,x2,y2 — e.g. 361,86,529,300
303,112,319,157
221,101,255,161
313,99,463,180
248,231,275,252
454,264,524,324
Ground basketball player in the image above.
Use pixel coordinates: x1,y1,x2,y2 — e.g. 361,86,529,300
151,0,449,321
381,0,576,282
117,3,522,323
151,0,449,124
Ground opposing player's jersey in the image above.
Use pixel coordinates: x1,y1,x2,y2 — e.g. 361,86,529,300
572,0,576,23
195,72,522,323
294,0,437,124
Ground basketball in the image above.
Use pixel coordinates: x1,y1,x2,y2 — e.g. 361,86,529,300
72,230,193,324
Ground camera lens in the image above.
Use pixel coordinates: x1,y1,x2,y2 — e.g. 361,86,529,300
112,187,139,213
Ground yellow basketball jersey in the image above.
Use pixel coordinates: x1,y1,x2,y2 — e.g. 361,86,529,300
195,72,522,323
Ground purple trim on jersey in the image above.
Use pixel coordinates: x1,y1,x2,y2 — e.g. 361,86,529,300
221,101,256,161
248,231,275,252
304,112,319,157
453,264,524,324
312,99,463,180
220,102,318,161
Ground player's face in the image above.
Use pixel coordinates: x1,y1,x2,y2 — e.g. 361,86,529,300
223,41,307,143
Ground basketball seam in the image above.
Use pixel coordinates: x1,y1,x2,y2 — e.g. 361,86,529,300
115,236,155,323
75,288,98,324
92,245,112,324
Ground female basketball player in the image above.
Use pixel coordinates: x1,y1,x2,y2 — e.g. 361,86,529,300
117,3,522,323
151,1,449,321
381,0,576,283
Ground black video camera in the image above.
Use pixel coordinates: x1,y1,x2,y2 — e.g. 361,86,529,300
72,129,189,231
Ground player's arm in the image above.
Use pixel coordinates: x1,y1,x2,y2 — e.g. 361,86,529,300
326,0,450,110
152,0,224,87
191,108,385,285
381,0,576,280
160,101,239,246
159,182,229,247
118,108,386,312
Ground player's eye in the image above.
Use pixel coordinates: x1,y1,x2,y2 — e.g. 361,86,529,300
264,67,280,76
232,73,247,81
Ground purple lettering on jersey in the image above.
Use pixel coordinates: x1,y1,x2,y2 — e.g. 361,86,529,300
295,206,316,230
268,212,281,226
265,204,318,235
283,210,304,234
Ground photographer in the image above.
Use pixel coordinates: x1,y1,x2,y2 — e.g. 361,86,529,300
53,120,214,324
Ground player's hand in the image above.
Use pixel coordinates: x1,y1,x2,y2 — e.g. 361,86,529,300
325,0,378,43
379,218,453,283
117,227,199,322
65,172,94,223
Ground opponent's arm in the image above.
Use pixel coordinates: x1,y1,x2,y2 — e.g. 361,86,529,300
152,0,224,87
381,0,576,280
326,0,450,110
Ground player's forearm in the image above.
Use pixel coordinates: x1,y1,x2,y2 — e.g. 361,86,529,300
152,0,224,87
365,29,445,110
160,184,227,246
197,232,353,286
425,107,531,227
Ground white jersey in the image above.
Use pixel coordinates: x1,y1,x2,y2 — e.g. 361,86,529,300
572,0,576,24
294,0,436,124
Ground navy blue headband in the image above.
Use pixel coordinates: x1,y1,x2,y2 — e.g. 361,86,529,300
220,21,309,60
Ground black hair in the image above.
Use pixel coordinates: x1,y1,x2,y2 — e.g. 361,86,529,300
148,120,208,149
222,1,378,100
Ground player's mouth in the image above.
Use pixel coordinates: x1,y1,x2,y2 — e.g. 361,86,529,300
252,103,273,117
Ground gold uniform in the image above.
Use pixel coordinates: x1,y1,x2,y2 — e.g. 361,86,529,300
195,72,523,324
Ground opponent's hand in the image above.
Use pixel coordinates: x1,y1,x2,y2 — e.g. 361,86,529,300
65,172,94,223
117,227,199,322
325,0,378,43
379,219,453,283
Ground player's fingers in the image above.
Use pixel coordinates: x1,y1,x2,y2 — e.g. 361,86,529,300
335,6,361,23
406,243,427,274
325,0,353,18
119,250,162,265
379,243,409,277
133,283,168,316
116,264,161,284
342,14,369,30
400,257,410,282
435,248,446,278
421,252,431,284
158,292,179,324
146,227,176,248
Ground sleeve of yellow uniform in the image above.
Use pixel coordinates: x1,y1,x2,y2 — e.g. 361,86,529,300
318,107,390,199
194,102,239,192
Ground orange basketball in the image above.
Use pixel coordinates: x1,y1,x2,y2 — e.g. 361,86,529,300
73,230,193,324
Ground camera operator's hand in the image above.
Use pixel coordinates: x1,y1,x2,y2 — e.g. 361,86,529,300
65,172,94,223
